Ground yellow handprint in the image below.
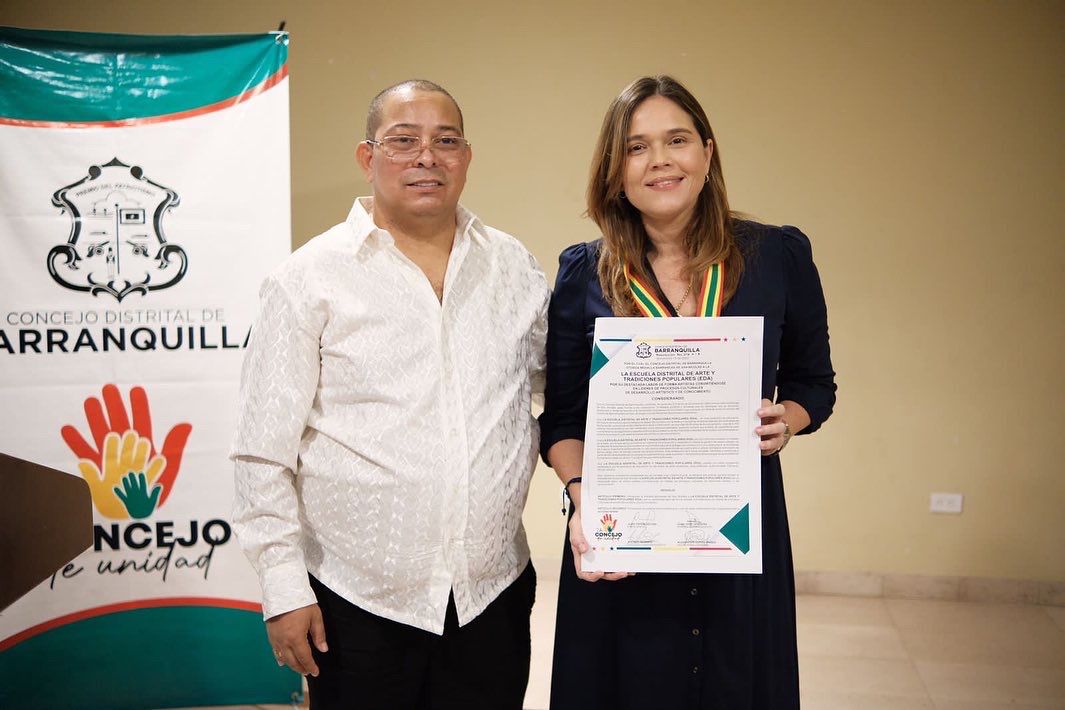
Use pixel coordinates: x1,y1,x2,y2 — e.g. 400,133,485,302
77,430,167,519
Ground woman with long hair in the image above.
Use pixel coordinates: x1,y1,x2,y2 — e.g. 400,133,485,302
540,75,836,709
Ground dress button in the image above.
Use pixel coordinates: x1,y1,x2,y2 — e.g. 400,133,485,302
690,587,698,596
692,628,700,636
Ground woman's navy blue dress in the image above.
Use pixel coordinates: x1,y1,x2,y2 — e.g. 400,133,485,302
539,222,836,710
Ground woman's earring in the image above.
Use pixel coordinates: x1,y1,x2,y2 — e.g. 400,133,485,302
704,173,710,183
619,191,627,200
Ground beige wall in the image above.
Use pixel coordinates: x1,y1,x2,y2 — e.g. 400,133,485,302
4,1,1062,582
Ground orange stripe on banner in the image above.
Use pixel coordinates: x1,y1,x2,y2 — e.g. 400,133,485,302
0,597,262,652
0,65,288,129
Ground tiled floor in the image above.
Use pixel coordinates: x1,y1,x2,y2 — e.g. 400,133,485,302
195,567,1065,710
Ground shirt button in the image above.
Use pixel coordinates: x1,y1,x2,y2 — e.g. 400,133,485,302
692,666,699,674
690,587,698,596
692,628,700,636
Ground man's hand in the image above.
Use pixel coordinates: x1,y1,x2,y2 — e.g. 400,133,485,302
267,604,328,677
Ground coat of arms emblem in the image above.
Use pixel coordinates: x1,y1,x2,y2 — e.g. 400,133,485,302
48,158,188,301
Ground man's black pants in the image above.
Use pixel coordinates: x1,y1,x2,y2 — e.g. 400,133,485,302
307,563,535,709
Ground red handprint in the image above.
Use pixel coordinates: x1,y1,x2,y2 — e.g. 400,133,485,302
61,384,192,508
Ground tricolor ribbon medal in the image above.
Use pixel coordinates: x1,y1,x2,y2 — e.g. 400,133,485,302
625,262,725,317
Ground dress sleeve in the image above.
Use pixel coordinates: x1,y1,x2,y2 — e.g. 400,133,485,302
777,226,836,434
538,243,594,462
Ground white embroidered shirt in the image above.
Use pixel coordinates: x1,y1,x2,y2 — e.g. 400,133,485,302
231,197,548,634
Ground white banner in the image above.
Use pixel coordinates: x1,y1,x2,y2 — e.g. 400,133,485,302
0,27,299,708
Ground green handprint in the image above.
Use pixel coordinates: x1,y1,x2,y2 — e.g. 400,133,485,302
114,471,162,519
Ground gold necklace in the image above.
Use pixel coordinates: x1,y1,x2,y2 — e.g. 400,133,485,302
670,277,694,314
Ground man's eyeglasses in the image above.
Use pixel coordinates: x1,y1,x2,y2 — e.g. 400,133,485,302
365,135,471,160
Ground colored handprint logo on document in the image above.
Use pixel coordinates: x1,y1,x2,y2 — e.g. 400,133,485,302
61,384,192,520
600,513,619,534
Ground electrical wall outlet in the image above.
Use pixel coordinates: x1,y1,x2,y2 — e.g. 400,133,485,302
930,492,964,514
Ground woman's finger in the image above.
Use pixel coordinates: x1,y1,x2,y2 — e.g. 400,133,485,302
570,540,603,583
572,545,604,583
571,538,591,579
757,397,785,416
755,398,774,416
760,436,784,455
570,509,630,582
569,516,589,554
755,421,787,436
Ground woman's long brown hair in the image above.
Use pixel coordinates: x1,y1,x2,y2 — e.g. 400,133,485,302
587,75,743,315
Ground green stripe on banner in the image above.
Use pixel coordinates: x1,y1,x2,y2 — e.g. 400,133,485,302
0,606,301,709
0,27,288,123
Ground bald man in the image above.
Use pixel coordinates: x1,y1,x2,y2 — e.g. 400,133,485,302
232,80,548,709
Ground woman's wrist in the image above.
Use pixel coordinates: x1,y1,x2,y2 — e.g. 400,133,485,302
562,476,582,514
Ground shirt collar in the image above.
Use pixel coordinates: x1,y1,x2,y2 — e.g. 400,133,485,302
345,197,486,251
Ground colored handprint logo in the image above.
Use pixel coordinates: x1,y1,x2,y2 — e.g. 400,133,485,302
61,384,192,520
600,513,618,533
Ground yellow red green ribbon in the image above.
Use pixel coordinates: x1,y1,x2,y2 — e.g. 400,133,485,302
626,262,724,317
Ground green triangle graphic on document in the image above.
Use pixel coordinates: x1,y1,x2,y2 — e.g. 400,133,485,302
720,503,750,554
590,343,609,377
